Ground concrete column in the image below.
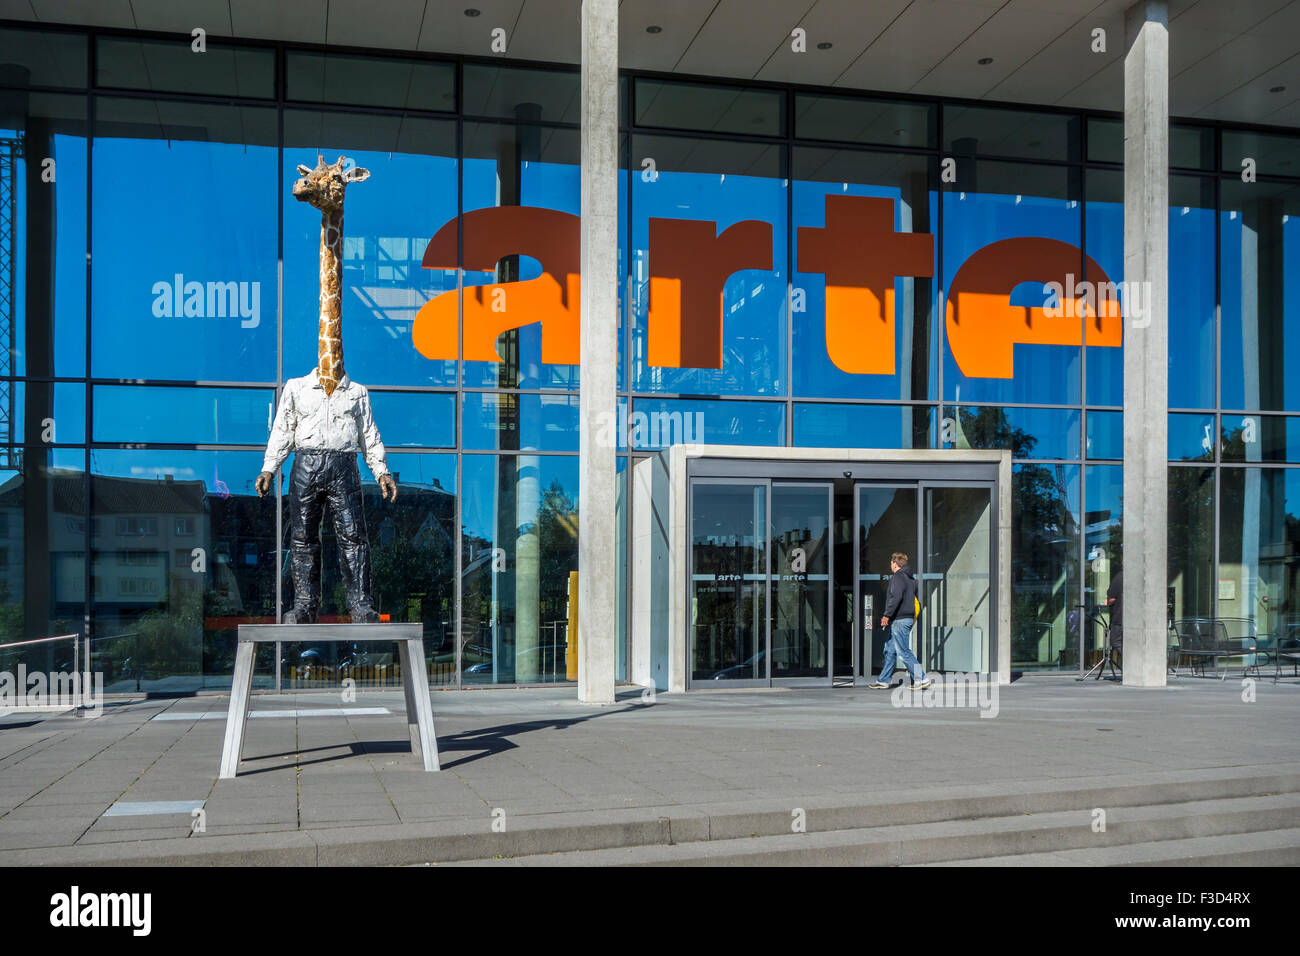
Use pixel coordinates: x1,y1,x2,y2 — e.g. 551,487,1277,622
577,0,618,704
1122,0,1169,687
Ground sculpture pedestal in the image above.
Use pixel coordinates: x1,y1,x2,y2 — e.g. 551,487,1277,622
219,623,440,778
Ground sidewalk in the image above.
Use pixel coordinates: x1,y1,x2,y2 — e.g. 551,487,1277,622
0,676,1296,865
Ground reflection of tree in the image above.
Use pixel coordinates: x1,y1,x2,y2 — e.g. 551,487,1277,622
957,408,1075,665
133,578,203,677
460,478,577,651
537,479,578,625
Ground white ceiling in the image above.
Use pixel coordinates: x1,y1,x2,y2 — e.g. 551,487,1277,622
1,0,1297,129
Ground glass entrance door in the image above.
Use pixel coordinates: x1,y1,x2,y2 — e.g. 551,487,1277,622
856,485,919,681
920,485,993,673
690,481,767,683
770,482,832,682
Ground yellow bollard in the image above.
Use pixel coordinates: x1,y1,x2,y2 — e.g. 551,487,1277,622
566,570,579,681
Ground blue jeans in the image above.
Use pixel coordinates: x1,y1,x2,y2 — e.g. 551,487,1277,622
877,618,926,684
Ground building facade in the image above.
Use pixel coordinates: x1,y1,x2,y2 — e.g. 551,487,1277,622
0,9,1296,692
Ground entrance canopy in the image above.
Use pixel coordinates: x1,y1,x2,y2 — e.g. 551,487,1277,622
631,445,1011,692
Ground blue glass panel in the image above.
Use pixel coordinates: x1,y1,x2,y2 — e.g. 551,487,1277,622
1220,180,1300,411
942,162,1081,404
1169,412,1215,461
1221,414,1300,464
628,398,783,450
630,135,786,396
462,392,580,451
283,110,459,388
460,454,579,685
5,92,87,377
945,406,1079,461
1085,410,1121,460
93,386,274,445
792,149,937,400
793,403,932,449
367,391,455,448
11,382,86,444
461,122,581,390
92,99,278,382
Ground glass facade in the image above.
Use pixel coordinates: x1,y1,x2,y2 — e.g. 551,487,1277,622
1,23,1298,687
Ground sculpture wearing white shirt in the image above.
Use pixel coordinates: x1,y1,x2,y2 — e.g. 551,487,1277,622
255,155,397,624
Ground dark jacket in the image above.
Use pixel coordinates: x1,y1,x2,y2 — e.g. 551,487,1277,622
883,564,918,620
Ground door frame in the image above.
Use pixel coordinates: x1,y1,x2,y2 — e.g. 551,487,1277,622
851,481,920,685
672,449,1009,692
916,479,998,677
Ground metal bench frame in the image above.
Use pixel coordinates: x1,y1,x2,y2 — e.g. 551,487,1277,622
219,623,439,779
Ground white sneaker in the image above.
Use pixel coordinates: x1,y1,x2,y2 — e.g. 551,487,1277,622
913,678,933,690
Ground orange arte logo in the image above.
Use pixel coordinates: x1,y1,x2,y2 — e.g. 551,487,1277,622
412,195,1123,379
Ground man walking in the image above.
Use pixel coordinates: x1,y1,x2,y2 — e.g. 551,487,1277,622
869,552,932,690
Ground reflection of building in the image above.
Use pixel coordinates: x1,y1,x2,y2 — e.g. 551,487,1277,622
0,7,1298,692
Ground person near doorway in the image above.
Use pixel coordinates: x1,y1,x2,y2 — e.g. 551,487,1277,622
1105,569,1123,656
870,552,933,690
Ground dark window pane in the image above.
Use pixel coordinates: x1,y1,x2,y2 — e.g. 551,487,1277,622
0,454,86,652
944,105,1079,162
0,27,87,89
1167,465,1214,622
463,64,579,123
1011,463,1079,671
96,36,273,98
1088,117,1214,169
286,51,454,111
93,386,274,445
1218,468,1300,643
460,454,578,684
90,450,276,692
635,78,784,136
92,99,278,382
945,406,1079,460
1223,129,1300,178
1083,464,1122,655
795,93,933,148
793,403,932,449
1221,414,1300,463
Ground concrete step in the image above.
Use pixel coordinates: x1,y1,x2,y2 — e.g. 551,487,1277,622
445,793,1300,866
918,827,1300,867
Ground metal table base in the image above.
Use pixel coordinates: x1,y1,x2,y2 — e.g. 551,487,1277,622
220,623,439,779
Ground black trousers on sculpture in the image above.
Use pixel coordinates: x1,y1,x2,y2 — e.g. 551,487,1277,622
287,450,376,622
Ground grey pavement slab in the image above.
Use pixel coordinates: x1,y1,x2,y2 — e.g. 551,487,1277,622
0,676,1294,864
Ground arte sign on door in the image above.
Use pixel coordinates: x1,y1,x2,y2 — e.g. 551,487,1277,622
412,195,1123,380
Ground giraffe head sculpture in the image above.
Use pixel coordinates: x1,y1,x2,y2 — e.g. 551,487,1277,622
293,154,370,396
